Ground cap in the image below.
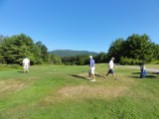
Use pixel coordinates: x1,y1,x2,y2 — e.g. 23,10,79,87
89,55,93,59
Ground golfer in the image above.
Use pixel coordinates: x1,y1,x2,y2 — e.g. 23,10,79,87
22,57,30,73
88,55,96,82
106,57,117,79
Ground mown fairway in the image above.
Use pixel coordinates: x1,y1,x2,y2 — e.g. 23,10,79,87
0,64,159,119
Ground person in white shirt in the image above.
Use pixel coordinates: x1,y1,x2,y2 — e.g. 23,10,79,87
106,57,117,79
22,58,30,73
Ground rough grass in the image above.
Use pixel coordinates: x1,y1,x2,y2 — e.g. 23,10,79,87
0,64,159,119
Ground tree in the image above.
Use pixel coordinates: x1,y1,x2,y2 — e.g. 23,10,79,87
0,35,5,43
95,52,108,63
107,38,125,62
151,43,159,60
124,34,153,62
107,34,157,64
36,41,49,63
77,55,89,65
0,33,45,64
49,54,62,64
0,34,34,64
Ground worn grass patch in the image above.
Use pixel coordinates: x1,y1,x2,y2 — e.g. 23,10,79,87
0,79,26,96
57,85,127,99
42,72,134,105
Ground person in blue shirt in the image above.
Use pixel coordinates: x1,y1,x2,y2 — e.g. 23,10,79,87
140,62,146,78
88,55,96,82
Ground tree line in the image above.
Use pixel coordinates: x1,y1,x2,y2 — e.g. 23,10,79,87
0,34,48,65
53,34,159,65
108,34,159,65
0,33,159,65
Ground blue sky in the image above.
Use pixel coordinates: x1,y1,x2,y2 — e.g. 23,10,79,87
0,0,159,53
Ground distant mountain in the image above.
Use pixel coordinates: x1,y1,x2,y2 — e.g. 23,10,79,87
49,50,98,57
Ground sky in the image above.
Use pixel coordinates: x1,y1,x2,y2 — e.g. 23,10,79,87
0,0,159,53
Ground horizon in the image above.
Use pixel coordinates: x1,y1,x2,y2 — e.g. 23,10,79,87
1,0,159,52
49,49,101,53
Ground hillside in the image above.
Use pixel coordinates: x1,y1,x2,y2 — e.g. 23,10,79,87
49,49,98,57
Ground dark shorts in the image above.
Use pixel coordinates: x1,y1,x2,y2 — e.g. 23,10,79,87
108,69,114,74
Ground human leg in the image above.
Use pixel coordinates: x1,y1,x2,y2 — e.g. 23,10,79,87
91,67,96,82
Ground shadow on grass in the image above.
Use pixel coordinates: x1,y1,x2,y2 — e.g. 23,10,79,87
132,71,159,74
95,74,106,78
17,71,24,73
129,76,140,79
130,72,158,79
132,72,140,75
70,74,87,80
145,75,157,78
70,74,106,80
149,72,159,75
129,75,157,79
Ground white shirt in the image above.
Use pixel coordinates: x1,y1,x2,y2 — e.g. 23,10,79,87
23,58,30,66
109,60,114,69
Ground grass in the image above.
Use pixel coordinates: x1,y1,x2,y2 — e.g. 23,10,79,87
0,64,159,119
0,64,21,71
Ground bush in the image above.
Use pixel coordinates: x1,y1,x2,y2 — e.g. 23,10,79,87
120,57,141,65
0,64,21,71
150,60,159,64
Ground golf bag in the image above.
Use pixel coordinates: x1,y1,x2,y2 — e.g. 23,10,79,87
140,69,146,78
